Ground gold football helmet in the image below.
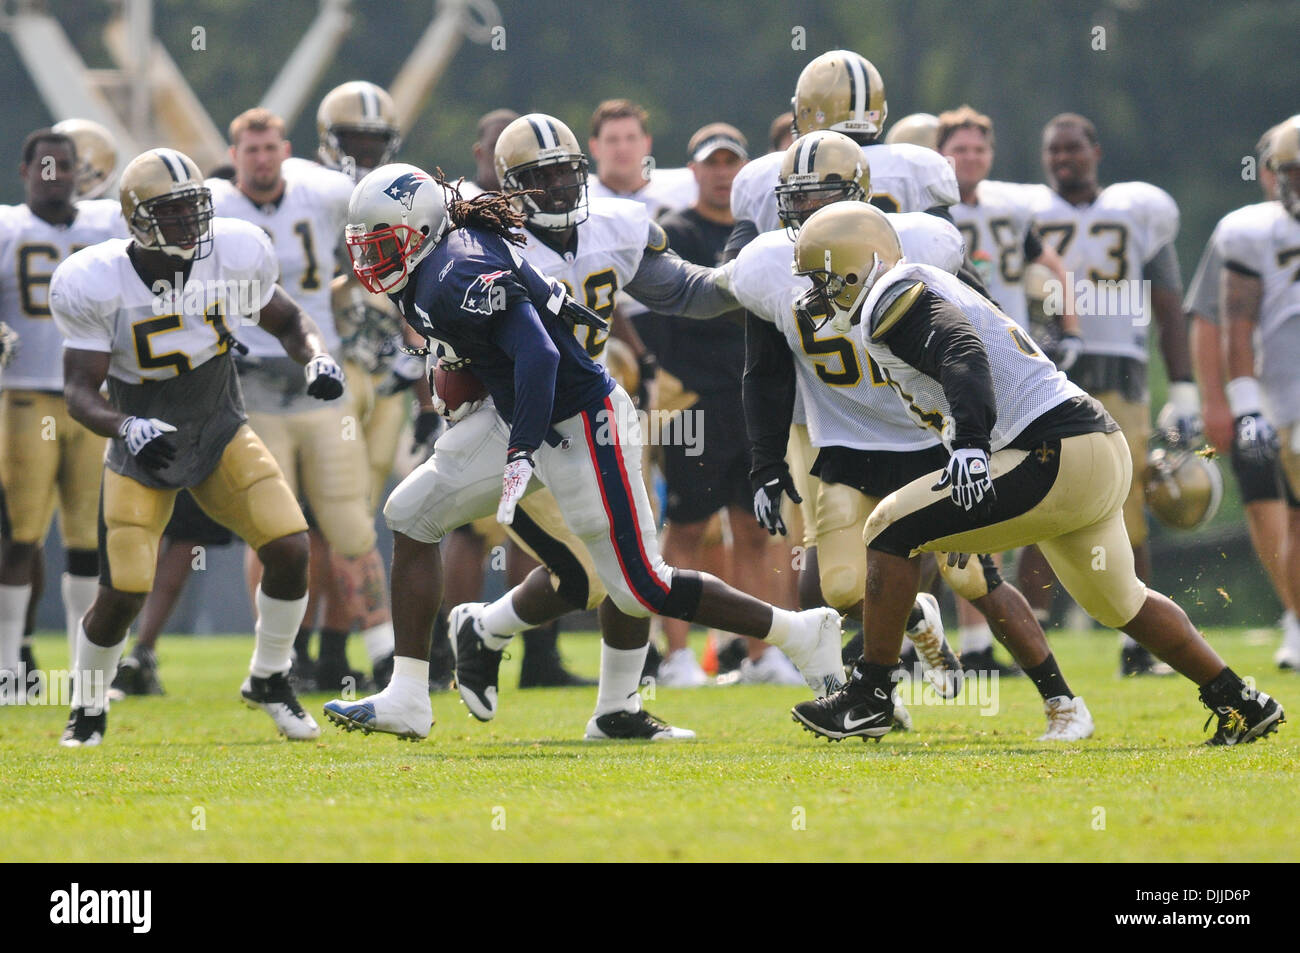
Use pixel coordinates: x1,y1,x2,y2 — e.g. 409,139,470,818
1144,447,1223,531
1266,115,1300,218
51,118,118,199
494,113,590,230
792,50,888,138
884,112,940,150
776,130,870,235
793,202,902,333
317,81,402,179
119,149,213,260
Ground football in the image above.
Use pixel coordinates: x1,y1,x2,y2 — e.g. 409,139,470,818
433,361,488,411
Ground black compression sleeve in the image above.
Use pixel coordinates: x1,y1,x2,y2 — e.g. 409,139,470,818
924,205,955,224
742,312,795,479
875,290,996,451
724,219,760,262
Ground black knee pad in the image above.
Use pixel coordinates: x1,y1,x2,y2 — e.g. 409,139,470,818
659,569,704,621
66,548,99,578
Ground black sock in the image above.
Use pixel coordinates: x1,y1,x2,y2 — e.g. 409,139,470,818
1199,667,1243,706
319,628,348,662
860,661,896,693
1024,654,1072,701
293,627,313,658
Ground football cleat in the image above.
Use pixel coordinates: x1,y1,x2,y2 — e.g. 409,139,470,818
891,693,913,732
779,607,848,696
59,707,106,747
791,660,894,741
1038,695,1094,741
322,691,432,740
960,646,1023,678
733,647,807,686
241,673,321,740
450,602,504,721
585,708,695,741
313,653,371,696
1200,686,1285,746
656,648,709,687
1120,642,1174,677
518,626,597,689
107,646,166,701
1275,614,1300,670
905,593,964,699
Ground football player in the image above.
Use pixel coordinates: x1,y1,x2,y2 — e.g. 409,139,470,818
1185,123,1299,669
788,203,1284,746
437,114,772,730
1221,116,1300,673
1026,113,1199,675
211,107,396,692
50,118,119,200
50,148,339,745
738,132,1089,738
0,129,125,697
324,163,847,741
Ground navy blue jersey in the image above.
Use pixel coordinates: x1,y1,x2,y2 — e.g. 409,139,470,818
394,226,613,453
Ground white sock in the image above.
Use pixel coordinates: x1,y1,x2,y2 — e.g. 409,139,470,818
764,606,800,649
959,623,993,653
594,642,649,716
250,587,309,677
0,582,30,673
1121,634,1141,651
62,573,98,669
361,622,395,663
387,655,429,704
479,592,528,648
1283,609,1298,630
71,624,125,715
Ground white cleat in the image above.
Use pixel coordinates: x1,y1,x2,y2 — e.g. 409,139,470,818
322,689,433,741
1039,695,1094,741
240,672,320,740
734,646,807,686
892,693,913,732
905,592,963,699
656,648,709,687
782,608,847,697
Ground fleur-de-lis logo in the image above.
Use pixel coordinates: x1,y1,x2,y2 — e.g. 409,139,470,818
1035,444,1057,464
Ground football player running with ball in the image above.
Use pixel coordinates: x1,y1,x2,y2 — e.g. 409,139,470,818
787,203,1283,747
49,149,342,746
322,164,847,741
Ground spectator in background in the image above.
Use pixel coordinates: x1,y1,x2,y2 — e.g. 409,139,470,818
459,108,520,198
587,99,697,215
649,123,804,687
769,111,795,153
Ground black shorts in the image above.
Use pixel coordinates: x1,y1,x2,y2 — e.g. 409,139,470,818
163,490,234,546
1229,444,1288,505
812,444,950,499
661,391,752,523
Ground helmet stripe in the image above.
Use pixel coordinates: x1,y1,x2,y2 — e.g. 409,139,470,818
845,55,866,122
360,86,378,119
156,149,183,182
527,116,557,150
798,135,820,174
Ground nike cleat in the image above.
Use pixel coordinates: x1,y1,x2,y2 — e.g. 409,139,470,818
791,660,894,742
59,707,106,747
1201,685,1285,746
585,708,695,740
783,608,848,697
1039,695,1094,741
241,672,321,740
322,691,432,740
450,602,504,721
1120,642,1174,677
905,593,963,699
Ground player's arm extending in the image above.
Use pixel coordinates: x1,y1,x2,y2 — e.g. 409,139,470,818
257,285,345,399
723,219,759,262
743,313,800,535
873,284,997,513
1222,263,1276,462
1146,244,1200,446
64,348,177,470
624,242,738,319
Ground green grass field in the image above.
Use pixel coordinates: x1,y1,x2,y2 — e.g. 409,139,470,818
1,627,1295,862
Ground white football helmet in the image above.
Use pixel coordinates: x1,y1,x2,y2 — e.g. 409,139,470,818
52,118,119,199
344,163,449,294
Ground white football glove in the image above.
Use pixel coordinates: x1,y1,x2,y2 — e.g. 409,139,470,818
1156,381,1203,449
0,322,19,368
497,450,535,525
1053,332,1084,373
119,416,178,471
304,354,345,400
932,447,995,513
377,351,426,396
431,391,485,423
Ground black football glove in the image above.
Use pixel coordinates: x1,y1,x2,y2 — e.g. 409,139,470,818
1234,412,1280,466
305,354,345,400
119,416,178,471
411,408,442,458
751,466,803,536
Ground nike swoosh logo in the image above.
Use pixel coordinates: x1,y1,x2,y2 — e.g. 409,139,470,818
842,710,886,730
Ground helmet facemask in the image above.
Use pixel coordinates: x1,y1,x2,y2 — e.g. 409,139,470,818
776,175,865,239
504,154,590,230
345,222,427,294
326,125,402,181
794,248,886,334
131,187,214,261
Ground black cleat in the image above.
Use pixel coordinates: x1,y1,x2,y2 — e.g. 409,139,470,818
961,646,1023,678
450,603,503,721
241,672,321,739
1120,643,1174,677
313,654,372,696
288,651,318,692
59,707,106,747
584,708,695,740
715,636,749,676
792,660,895,742
1201,685,1285,746
108,646,165,701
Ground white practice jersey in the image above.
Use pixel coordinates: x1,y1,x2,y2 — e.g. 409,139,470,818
50,217,278,384
952,180,1051,328
0,200,126,389
208,161,352,356
730,142,959,237
1215,200,1300,425
1028,182,1179,361
515,197,657,362
858,263,1085,451
732,223,958,452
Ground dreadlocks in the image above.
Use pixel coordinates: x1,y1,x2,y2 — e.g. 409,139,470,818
437,171,533,247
